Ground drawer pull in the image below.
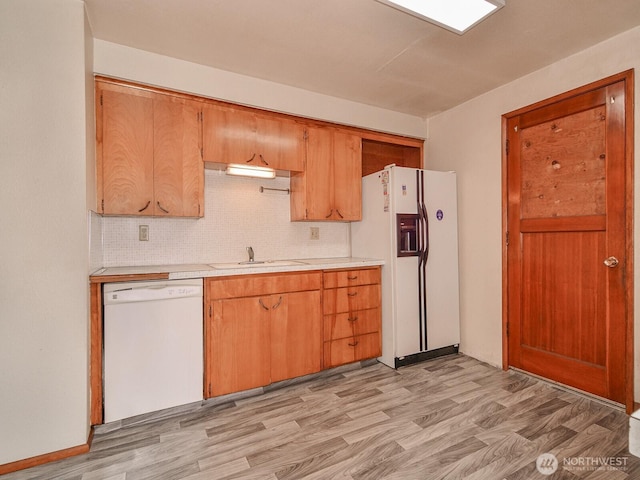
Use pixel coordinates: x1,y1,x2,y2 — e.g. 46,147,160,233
258,299,269,311
156,201,170,214
347,292,358,297
347,276,358,280
348,341,359,347
347,316,358,322
271,296,283,310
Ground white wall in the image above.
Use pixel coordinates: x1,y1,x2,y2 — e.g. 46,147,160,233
93,41,427,140
425,26,640,399
101,172,350,267
0,0,91,465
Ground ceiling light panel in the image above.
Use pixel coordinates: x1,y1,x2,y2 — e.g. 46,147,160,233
376,0,505,34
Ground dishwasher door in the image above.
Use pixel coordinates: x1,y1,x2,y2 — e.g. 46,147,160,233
103,279,203,423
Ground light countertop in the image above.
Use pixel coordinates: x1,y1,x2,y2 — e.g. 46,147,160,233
90,257,384,282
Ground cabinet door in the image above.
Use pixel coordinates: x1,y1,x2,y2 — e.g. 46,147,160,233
256,116,305,172
207,297,271,397
303,127,334,220
332,131,362,221
202,104,256,164
154,96,203,217
100,87,154,215
270,290,322,382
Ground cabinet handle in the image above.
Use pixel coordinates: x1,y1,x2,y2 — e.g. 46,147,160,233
347,316,358,322
156,201,170,214
258,299,269,311
246,153,256,163
347,275,358,280
347,292,358,297
348,341,359,347
259,154,269,166
336,209,344,219
138,200,151,213
271,296,283,310
325,209,334,219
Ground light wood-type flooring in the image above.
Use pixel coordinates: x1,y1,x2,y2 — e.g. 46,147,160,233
3,354,638,479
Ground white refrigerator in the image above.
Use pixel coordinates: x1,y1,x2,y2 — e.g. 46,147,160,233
351,165,460,368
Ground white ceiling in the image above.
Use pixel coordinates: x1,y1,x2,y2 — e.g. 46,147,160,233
83,0,640,118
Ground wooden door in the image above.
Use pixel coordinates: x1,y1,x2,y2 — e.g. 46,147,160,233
270,291,322,382
153,96,203,217
208,296,271,397
333,131,362,221
505,72,633,407
99,86,154,215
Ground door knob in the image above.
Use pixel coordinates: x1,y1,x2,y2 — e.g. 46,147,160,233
603,256,619,268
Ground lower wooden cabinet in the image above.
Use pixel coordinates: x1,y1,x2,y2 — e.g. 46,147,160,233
205,267,381,397
323,332,381,368
205,272,322,397
207,295,272,396
322,267,382,368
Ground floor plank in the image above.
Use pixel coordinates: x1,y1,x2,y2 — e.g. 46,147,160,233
1,354,634,479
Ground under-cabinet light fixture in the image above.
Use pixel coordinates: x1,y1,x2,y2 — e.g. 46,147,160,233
376,0,505,34
225,163,276,179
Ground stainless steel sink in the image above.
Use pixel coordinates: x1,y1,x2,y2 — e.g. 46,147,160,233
209,260,307,270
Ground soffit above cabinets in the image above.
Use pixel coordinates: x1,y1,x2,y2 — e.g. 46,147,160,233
84,0,640,118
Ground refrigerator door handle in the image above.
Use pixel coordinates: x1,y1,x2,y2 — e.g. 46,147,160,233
416,169,429,353
422,203,429,264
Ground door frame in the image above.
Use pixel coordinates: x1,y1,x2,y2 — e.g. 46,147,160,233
501,70,635,413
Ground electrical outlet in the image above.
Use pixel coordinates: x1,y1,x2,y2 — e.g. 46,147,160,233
310,226,320,240
139,225,149,241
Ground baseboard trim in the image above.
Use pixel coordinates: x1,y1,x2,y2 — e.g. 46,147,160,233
0,427,94,475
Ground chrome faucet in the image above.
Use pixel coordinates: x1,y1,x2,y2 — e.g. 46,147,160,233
247,246,255,263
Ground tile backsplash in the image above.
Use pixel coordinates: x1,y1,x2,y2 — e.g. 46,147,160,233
97,170,350,267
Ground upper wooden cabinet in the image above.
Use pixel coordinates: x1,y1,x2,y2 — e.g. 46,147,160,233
290,127,362,221
96,80,204,217
202,104,305,172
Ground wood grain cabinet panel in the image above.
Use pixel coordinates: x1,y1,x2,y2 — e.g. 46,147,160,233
322,284,381,314
322,267,382,368
323,268,381,289
205,272,322,397
96,80,204,217
99,86,154,215
153,96,204,217
202,104,305,172
323,333,381,368
208,296,271,397
290,127,362,221
271,290,322,382
323,308,381,342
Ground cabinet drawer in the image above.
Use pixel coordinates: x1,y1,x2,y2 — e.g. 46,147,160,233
207,271,322,299
322,284,381,314
323,332,381,368
323,268,380,288
323,308,380,342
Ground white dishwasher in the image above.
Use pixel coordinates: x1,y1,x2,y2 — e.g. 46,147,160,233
103,278,203,423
